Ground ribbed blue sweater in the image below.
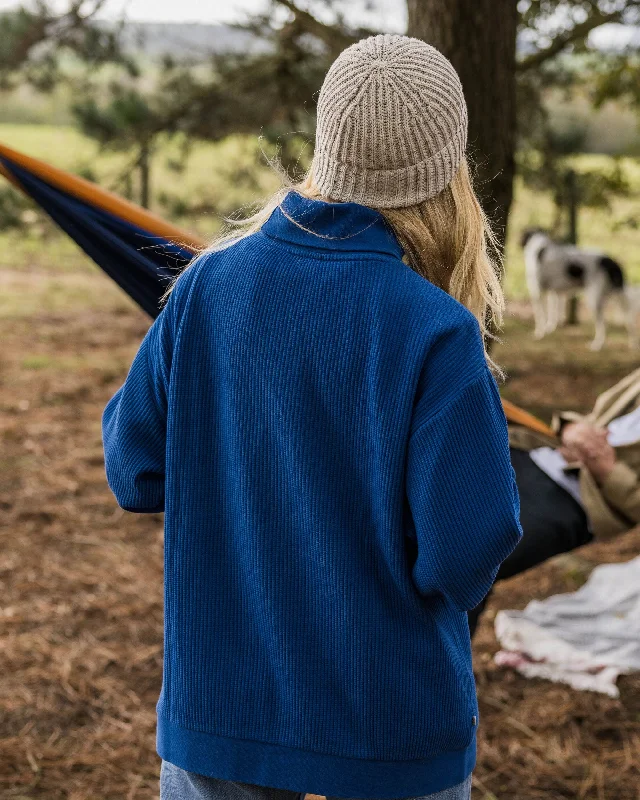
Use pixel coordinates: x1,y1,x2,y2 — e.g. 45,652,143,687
103,191,522,799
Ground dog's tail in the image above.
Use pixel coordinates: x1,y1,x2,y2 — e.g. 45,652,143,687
599,256,625,289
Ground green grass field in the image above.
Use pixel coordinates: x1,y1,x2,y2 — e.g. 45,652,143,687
0,123,282,277
1,123,640,300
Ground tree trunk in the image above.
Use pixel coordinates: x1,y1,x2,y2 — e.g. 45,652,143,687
565,169,580,325
139,143,151,209
406,0,518,256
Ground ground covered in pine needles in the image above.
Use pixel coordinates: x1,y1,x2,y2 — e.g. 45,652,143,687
1,267,639,799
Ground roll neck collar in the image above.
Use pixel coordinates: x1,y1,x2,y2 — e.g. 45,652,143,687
261,191,404,259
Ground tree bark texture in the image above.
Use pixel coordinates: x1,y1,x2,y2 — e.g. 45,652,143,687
407,0,518,254
139,143,151,210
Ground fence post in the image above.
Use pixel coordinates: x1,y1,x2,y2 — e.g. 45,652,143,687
565,168,579,325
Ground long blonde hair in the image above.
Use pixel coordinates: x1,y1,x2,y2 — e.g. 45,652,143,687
166,157,504,370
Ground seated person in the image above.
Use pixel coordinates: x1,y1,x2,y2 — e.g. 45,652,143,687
469,366,640,635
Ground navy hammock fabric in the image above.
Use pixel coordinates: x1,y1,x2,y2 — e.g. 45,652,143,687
0,154,197,319
0,142,558,439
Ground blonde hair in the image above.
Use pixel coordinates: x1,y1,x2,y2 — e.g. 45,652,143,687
166,157,504,371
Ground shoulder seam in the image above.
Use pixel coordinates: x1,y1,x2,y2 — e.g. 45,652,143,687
410,365,491,438
172,254,210,344
144,326,166,420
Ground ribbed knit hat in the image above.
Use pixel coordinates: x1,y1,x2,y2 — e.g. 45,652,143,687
313,34,468,209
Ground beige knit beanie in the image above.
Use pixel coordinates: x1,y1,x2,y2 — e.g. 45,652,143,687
313,34,468,209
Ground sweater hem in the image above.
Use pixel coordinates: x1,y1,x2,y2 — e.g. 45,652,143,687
157,715,476,799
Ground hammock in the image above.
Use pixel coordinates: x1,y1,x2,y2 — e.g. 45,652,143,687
0,141,556,440
0,142,203,317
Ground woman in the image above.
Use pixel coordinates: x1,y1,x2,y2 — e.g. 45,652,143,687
103,35,521,800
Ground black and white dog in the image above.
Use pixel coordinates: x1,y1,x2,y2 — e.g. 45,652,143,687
521,229,637,351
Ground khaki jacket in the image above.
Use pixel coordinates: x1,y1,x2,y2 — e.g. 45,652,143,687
509,366,640,540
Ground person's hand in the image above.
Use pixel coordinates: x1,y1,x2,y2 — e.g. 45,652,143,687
559,422,616,484
559,422,597,463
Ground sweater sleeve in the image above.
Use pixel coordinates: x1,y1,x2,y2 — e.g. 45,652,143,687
102,302,174,513
102,308,172,512
405,367,522,611
102,259,205,512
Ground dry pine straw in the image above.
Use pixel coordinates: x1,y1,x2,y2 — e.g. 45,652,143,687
1,299,639,799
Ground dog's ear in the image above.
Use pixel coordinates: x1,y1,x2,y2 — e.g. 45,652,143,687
520,228,538,248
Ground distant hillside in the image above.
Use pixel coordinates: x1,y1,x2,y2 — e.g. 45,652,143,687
119,20,640,60
0,22,269,126
117,22,269,58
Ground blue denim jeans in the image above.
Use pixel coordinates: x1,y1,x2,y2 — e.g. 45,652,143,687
159,761,472,800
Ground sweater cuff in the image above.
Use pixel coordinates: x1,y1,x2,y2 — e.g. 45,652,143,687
600,461,639,510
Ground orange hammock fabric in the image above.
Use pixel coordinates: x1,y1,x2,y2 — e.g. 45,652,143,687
501,398,556,439
0,141,556,440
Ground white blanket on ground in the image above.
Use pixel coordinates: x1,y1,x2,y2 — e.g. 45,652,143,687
494,556,640,697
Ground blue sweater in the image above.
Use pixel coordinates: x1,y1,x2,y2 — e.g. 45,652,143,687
103,191,521,798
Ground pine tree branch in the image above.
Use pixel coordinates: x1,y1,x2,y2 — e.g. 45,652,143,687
517,7,626,72
272,0,356,53
1,1,114,73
